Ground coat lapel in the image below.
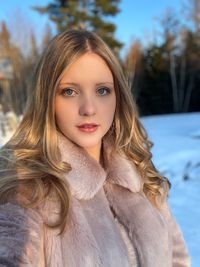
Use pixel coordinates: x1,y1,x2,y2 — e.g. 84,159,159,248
58,134,107,200
58,133,143,199
104,182,172,267
58,134,172,267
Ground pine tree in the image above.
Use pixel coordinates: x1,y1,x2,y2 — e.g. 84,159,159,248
0,21,11,52
0,21,26,114
33,0,123,55
41,24,53,52
30,31,39,59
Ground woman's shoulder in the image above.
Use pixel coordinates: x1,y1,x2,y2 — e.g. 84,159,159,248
0,200,44,237
0,201,44,265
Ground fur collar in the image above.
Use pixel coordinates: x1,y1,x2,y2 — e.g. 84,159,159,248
57,134,173,267
58,133,143,200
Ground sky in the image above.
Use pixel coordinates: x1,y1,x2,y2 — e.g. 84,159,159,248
0,0,184,57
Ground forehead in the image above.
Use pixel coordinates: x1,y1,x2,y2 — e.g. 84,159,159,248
60,52,113,84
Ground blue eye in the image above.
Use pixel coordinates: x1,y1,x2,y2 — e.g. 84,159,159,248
98,87,111,96
61,88,76,96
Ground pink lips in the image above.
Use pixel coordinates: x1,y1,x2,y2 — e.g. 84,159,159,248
77,123,99,133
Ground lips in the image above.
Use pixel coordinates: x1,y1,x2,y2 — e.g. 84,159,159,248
77,123,99,133
77,123,98,128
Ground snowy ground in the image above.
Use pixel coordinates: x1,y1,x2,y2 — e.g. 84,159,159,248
142,112,200,267
0,112,199,265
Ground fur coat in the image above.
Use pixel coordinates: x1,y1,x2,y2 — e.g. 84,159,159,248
0,134,191,267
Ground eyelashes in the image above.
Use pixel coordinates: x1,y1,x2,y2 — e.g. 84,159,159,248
97,87,112,96
61,88,75,96
60,87,112,97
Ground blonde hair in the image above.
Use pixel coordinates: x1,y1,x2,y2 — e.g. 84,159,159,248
0,29,170,234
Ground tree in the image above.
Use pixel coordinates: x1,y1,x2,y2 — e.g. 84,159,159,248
155,7,199,113
41,23,54,52
30,31,39,59
7,9,35,57
183,0,200,37
138,44,172,115
0,22,10,50
159,8,182,113
0,21,24,114
123,2,200,115
161,5,200,112
124,40,144,102
33,0,123,55
0,22,40,115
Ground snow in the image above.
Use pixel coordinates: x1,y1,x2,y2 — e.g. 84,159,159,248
141,112,200,266
0,111,199,265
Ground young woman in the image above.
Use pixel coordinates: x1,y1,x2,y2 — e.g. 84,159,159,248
0,29,190,267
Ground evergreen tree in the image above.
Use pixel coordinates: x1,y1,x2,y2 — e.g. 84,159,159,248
33,0,123,55
30,31,39,59
0,21,24,114
0,22,11,51
41,24,54,52
137,44,171,115
127,6,200,115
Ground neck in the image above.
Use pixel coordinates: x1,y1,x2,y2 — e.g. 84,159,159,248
84,142,102,163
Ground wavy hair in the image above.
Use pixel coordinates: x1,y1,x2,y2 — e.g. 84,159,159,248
0,29,170,234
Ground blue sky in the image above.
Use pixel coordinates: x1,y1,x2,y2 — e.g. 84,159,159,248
0,0,182,57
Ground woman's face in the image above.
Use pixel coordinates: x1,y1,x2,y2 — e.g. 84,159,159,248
55,52,116,160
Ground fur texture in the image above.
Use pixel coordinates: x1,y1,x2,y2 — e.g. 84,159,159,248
0,134,191,266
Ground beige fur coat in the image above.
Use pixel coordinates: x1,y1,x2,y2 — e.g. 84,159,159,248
0,135,191,266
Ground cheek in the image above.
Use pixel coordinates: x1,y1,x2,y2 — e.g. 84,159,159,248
101,97,116,122
55,99,75,121
55,103,64,123
109,96,116,115
55,102,70,130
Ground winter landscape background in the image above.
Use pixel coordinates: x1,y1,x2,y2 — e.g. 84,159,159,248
142,112,200,266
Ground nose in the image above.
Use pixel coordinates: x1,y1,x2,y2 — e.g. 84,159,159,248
79,96,96,117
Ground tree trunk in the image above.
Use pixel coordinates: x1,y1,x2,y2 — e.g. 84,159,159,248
183,75,194,112
179,55,186,111
170,53,179,112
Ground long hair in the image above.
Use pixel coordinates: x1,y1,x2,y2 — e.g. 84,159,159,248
0,29,170,234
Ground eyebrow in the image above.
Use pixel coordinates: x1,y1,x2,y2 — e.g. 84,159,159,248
59,82,114,86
